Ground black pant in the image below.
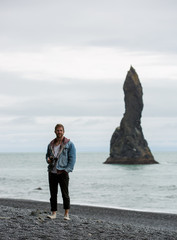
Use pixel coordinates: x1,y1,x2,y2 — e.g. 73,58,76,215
48,172,70,211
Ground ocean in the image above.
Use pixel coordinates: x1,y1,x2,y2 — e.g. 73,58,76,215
0,152,177,214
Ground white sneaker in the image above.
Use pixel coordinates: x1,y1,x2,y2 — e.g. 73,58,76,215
47,212,56,219
64,214,70,220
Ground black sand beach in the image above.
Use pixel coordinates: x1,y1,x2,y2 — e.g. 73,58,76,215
0,198,177,240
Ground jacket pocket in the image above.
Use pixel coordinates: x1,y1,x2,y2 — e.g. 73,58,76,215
62,146,69,156
58,154,68,167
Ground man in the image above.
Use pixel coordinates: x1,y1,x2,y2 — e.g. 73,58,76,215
46,123,76,220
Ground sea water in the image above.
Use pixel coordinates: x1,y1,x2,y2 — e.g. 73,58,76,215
0,152,177,214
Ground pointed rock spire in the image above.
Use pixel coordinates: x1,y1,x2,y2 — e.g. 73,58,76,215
105,67,158,164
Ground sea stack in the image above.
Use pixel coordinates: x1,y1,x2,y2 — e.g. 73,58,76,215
105,66,158,164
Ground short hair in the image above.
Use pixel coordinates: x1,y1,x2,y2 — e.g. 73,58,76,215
55,124,65,132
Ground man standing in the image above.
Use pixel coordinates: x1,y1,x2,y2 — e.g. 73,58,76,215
46,124,76,220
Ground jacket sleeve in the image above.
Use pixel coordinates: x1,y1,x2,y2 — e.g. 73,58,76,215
65,142,76,173
46,144,51,164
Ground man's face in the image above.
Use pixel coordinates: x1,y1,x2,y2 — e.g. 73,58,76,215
55,127,64,139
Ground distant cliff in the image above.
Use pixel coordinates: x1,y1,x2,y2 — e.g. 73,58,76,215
105,66,158,164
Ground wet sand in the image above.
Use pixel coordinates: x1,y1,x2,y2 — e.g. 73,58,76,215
0,198,177,239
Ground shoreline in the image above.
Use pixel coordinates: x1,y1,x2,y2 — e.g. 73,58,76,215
0,198,177,239
1,197,177,215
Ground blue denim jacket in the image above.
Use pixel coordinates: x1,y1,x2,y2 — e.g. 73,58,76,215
46,138,76,173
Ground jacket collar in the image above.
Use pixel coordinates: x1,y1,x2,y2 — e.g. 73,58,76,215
50,137,70,148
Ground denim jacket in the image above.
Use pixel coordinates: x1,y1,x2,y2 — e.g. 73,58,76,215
46,137,76,173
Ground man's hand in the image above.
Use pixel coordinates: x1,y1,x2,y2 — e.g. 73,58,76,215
47,157,51,163
57,170,68,175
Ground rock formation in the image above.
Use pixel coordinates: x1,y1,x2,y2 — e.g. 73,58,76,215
105,66,158,164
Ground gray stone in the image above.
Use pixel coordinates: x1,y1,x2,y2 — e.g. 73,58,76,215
105,66,158,164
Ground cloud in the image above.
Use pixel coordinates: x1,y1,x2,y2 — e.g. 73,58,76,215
142,117,177,151
0,0,177,52
1,65,177,119
0,0,177,152
0,115,177,152
1,47,177,83
0,72,124,117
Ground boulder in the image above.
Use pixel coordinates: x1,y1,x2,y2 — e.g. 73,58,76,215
105,66,158,164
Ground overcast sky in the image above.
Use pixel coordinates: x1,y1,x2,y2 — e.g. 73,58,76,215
0,0,177,153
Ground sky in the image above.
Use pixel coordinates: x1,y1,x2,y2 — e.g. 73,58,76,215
0,0,177,153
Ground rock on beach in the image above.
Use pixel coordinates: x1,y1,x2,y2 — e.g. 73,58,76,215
105,66,158,164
